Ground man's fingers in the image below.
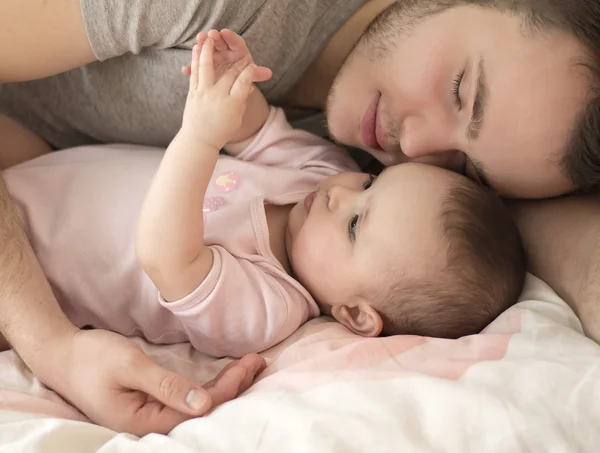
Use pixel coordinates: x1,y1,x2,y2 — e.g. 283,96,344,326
237,353,267,392
204,354,266,408
112,353,265,435
204,363,247,408
123,356,212,417
123,397,195,437
203,359,241,390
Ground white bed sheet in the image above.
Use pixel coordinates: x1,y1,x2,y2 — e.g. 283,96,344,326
1,274,599,452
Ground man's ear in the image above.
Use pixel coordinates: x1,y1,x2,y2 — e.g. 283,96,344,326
331,303,383,337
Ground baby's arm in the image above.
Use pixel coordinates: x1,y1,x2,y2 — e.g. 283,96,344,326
160,246,318,358
224,88,270,156
136,37,258,302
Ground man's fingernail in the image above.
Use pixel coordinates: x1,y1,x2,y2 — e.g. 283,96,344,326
186,389,207,411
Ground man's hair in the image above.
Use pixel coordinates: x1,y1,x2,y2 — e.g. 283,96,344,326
377,178,526,338
375,0,600,192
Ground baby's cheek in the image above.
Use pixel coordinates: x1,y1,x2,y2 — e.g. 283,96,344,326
294,235,335,284
290,233,319,276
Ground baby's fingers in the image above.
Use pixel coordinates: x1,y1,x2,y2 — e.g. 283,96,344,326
196,32,208,46
189,45,200,91
199,38,215,87
230,64,257,101
183,33,208,77
252,66,273,83
207,29,227,53
220,29,246,52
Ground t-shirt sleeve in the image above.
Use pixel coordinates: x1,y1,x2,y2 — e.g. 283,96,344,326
80,0,263,60
80,0,365,96
0,1,366,150
236,107,360,176
158,246,317,358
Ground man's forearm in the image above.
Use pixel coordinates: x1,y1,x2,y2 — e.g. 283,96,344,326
0,174,77,367
509,194,600,340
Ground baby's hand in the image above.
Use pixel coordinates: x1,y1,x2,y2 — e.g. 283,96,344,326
182,29,271,84
180,38,257,149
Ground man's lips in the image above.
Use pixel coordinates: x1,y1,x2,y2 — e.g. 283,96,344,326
361,92,383,151
304,191,316,214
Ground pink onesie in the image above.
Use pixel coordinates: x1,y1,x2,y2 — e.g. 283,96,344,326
3,108,359,357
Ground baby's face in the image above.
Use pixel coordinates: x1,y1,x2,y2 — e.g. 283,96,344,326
286,163,456,310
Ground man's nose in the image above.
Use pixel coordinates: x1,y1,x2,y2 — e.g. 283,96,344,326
399,116,465,172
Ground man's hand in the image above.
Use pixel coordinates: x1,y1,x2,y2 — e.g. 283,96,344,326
182,29,272,83
43,329,266,437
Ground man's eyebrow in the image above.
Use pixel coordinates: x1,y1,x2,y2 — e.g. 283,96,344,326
468,57,487,141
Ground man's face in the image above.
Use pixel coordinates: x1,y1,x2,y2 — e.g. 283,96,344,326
326,2,591,198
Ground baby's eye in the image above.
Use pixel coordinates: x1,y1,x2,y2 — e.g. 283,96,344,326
363,174,376,190
348,215,359,241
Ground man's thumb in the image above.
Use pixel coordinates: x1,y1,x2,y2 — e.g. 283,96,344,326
133,359,212,416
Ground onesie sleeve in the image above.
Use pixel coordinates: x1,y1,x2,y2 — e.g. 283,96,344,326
236,107,360,176
158,245,318,357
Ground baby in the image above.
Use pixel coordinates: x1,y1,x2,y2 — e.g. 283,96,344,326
1,31,525,357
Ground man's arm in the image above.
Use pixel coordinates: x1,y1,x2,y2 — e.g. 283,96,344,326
0,116,52,169
0,0,97,159
0,0,95,83
0,175,78,357
508,194,600,341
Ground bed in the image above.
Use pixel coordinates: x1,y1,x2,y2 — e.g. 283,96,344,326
1,273,599,452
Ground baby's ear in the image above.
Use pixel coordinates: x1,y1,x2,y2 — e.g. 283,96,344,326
331,303,383,337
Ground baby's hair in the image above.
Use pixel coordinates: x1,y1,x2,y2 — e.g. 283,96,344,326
377,178,527,338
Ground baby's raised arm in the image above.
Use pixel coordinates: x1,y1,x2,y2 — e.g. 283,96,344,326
136,35,260,301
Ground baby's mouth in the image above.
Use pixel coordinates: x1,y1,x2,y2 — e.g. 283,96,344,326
304,191,316,215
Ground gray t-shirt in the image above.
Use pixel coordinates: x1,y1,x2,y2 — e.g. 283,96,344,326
0,0,365,148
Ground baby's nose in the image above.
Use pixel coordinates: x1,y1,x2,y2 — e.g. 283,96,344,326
327,185,353,211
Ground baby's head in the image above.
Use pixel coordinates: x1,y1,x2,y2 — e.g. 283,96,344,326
286,163,526,338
